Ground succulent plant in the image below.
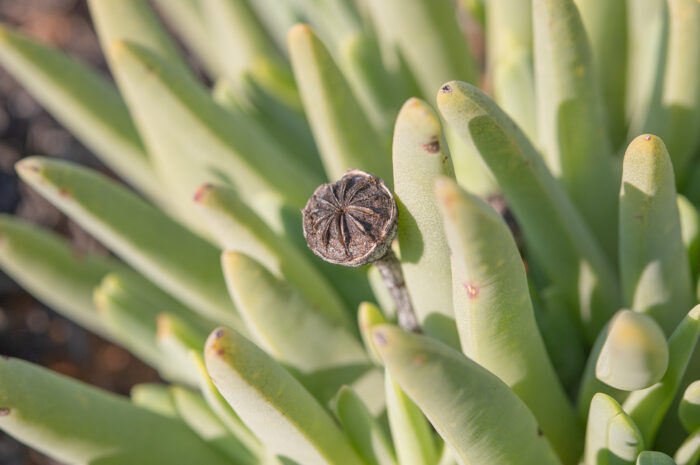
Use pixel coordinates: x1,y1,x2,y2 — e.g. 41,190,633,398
0,0,699,464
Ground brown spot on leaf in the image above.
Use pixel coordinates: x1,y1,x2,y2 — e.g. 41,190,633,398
214,328,225,339
216,348,225,357
537,427,543,437
422,140,440,153
464,282,479,299
58,188,71,198
193,184,213,203
373,331,388,346
412,355,427,365
0,408,10,416
440,84,452,94
442,155,448,164
645,135,651,141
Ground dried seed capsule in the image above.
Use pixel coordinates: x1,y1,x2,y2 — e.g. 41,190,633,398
302,169,419,332
302,169,398,267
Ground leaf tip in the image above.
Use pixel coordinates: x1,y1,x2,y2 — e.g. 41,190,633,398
193,184,214,203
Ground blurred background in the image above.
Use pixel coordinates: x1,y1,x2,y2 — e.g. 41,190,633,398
0,1,161,463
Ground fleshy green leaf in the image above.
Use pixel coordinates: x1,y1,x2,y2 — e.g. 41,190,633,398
130,383,177,418
0,357,232,465
0,25,159,202
675,431,700,465
435,177,582,464
645,0,700,184
623,305,700,445
679,195,700,279
204,327,366,465
335,386,397,465
392,98,458,348
288,24,391,183
194,184,352,330
437,80,620,342
201,0,283,83
619,135,694,335
373,325,563,465
358,302,388,365
596,310,669,391
637,452,677,465
106,39,318,232
0,215,117,338
170,385,258,465
625,0,668,141
577,322,626,419
385,372,437,465
681,381,700,433
190,353,265,460
221,251,384,414
364,0,477,97
583,393,644,465
16,157,243,331
574,0,628,147
150,0,223,77
532,0,618,257
486,0,537,141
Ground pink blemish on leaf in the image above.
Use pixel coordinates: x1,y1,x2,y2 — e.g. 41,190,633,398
463,282,479,299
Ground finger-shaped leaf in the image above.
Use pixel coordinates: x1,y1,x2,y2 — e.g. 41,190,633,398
93,273,168,375
675,432,700,465
619,135,694,335
577,322,626,419
194,184,352,330
364,0,477,98
625,0,668,140
204,327,366,465
574,0,628,147
214,75,324,179
288,24,391,183
358,302,388,365
190,352,265,460
0,357,232,465
486,0,537,140
286,0,361,51
533,0,618,256
170,385,259,465
106,39,318,231
436,177,582,464
0,215,117,338
624,305,700,445
150,0,223,77
335,386,397,465
130,383,177,417
637,452,677,465
393,98,458,348
0,26,159,202
533,286,587,394
681,381,700,433
385,372,438,465
221,251,364,366
338,33,407,136
221,252,384,413
156,313,208,380
437,80,619,343
373,325,563,465
201,0,283,83
679,195,700,279
648,0,700,183
596,310,669,391
16,157,243,331
584,393,644,465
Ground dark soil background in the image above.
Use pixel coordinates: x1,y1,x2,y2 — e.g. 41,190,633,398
0,2,161,464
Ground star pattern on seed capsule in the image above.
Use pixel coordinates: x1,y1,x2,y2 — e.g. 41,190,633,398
312,176,380,256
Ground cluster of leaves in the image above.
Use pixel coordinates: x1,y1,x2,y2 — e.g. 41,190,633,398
0,0,699,464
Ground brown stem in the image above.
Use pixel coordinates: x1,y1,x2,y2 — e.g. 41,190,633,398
375,250,420,332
